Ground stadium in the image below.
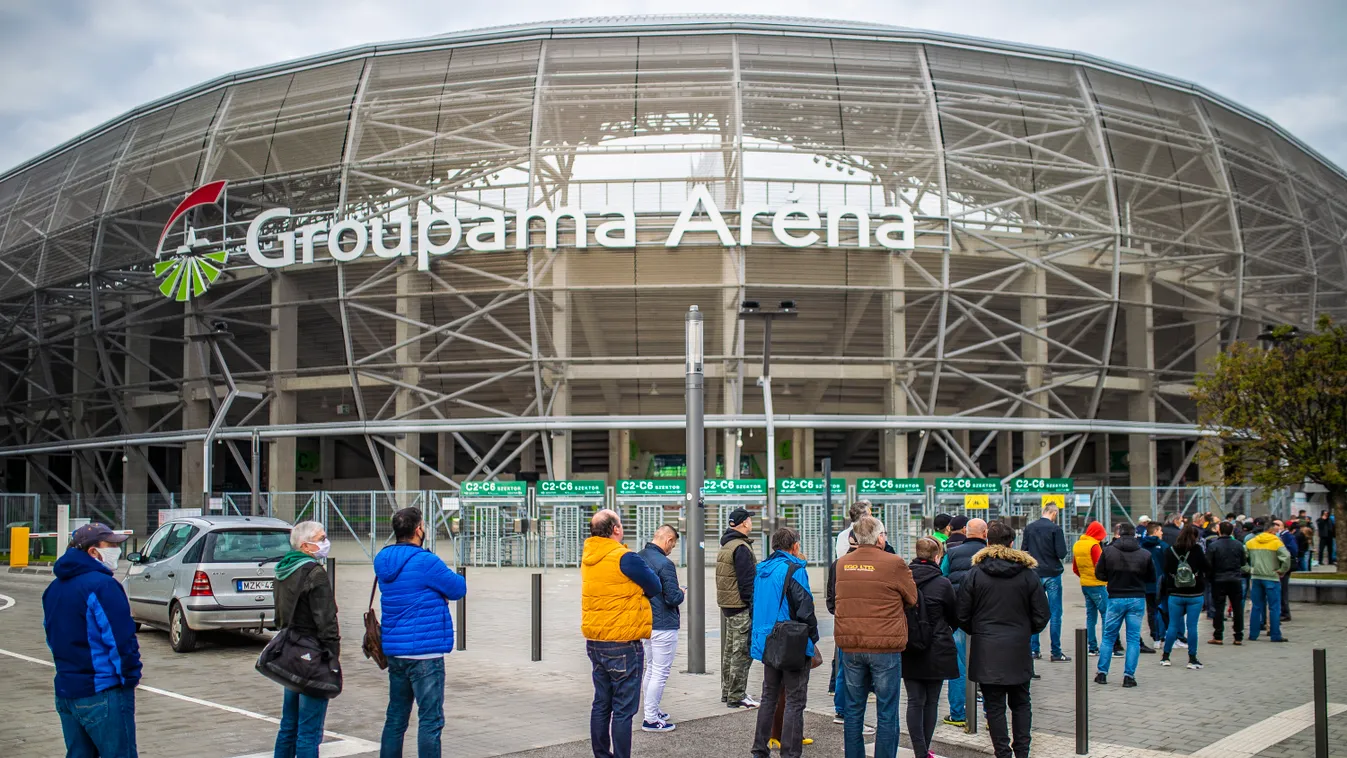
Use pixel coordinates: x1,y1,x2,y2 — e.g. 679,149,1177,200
0,15,1342,557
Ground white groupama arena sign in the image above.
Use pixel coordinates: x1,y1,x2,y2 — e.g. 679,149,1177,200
155,182,920,301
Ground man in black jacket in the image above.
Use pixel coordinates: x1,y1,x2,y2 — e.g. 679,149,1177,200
946,516,969,549
1093,522,1156,688
956,521,1049,758
1161,513,1184,546
1021,504,1070,663
1207,521,1248,645
1318,510,1336,566
940,517,987,728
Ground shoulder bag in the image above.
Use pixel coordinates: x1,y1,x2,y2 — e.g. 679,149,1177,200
362,577,388,670
256,563,344,698
762,564,811,672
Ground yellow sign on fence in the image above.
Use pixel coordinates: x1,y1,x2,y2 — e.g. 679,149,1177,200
1041,493,1066,510
964,494,990,510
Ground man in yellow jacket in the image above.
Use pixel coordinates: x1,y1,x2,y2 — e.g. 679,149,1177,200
1071,521,1110,655
582,509,661,758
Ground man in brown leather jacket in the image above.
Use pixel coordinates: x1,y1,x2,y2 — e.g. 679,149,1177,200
834,516,918,758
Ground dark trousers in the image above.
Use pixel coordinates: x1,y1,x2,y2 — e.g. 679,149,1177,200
1321,539,1335,564
587,640,644,758
752,665,810,758
1144,592,1162,641
981,682,1032,758
380,656,445,758
1210,580,1244,642
903,678,943,758
55,685,138,758
1280,572,1292,618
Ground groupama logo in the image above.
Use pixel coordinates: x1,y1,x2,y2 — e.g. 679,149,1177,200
154,181,228,302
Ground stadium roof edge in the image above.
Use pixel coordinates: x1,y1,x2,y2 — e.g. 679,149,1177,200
3,13,1344,185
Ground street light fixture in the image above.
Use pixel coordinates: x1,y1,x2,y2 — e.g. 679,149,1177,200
739,300,799,535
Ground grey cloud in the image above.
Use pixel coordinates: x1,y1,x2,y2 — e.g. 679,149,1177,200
1,0,1344,174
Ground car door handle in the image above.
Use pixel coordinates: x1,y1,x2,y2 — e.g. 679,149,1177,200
166,572,175,578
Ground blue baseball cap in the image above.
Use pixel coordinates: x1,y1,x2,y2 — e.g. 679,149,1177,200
71,523,129,550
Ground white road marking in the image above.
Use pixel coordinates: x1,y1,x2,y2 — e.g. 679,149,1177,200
1192,701,1347,758
0,593,14,611
0,647,378,757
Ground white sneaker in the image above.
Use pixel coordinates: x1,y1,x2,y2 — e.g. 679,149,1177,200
741,696,760,708
1174,640,1188,649
833,714,845,725
863,725,876,736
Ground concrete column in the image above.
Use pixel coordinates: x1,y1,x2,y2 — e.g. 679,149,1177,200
607,430,620,485
996,432,1013,478
319,436,336,488
72,336,100,495
617,430,631,482
122,329,150,537
883,247,909,477
722,246,741,480
520,438,537,473
551,252,571,479
181,313,210,508
791,428,805,477
1191,303,1224,484
802,429,815,477
1093,434,1110,479
1021,265,1051,478
269,274,299,502
394,271,422,494
1125,274,1157,494
437,433,454,480
706,427,718,480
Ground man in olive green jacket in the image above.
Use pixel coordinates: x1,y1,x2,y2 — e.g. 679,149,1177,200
717,507,759,709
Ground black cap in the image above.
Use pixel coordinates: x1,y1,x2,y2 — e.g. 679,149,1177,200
933,513,952,530
71,523,128,550
728,507,752,527
949,515,969,531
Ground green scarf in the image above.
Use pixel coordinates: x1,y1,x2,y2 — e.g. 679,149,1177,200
274,550,316,580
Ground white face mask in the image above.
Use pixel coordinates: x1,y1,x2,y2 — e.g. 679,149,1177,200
95,546,121,571
310,539,331,560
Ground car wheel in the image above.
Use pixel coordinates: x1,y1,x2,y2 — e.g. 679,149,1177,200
169,603,198,653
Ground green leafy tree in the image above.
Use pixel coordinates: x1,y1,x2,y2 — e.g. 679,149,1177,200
1191,316,1347,570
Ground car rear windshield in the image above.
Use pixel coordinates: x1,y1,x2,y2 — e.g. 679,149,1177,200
205,529,291,563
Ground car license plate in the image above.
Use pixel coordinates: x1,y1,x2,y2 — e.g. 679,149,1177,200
237,580,273,592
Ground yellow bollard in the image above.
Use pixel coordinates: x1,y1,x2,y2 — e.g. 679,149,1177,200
9,526,29,567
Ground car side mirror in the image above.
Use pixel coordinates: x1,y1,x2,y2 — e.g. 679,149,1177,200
127,552,143,564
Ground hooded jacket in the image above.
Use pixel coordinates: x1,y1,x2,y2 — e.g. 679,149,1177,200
274,553,341,658
955,544,1049,686
750,550,818,662
1094,535,1156,599
639,542,684,631
374,543,467,656
580,536,660,642
1246,532,1292,580
1020,517,1068,578
44,548,142,699
1071,522,1107,587
716,528,756,614
833,544,918,654
1137,533,1165,593
901,559,961,681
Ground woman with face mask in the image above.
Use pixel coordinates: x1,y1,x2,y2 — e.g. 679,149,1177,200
272,520,340,758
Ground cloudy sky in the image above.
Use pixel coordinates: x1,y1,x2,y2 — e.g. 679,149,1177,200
2,0,1345,175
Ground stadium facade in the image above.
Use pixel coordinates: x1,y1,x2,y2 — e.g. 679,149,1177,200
1,15,1343,537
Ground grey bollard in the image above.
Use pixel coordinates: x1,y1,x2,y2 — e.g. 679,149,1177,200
531,573,543,662
1314,648,1328,758
1076,628,1088,755
965,636,977,734
327,556,337,592
456,566,467,651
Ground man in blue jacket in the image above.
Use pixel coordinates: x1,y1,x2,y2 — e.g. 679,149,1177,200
1021,504,1070,663
750,527,818,758
43,522,141,757
638,525,684,733
375,507,468,758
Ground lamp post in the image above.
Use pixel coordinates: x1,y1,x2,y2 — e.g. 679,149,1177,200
738,300,798,536
685,305,706,674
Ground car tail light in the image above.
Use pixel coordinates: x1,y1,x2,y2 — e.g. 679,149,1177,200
190,570,213,597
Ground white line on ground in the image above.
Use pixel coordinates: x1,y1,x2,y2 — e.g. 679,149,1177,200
1192,701,1347,758
0,647,379,757
0,593,14,611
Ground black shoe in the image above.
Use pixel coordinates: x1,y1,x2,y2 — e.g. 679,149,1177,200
1139,643,1156,654
1123,676,1138,688
1051,654,1072,663
1094,673,1107,685
1030,652,1042,660
1032,673,1041,679
1270,637,1290,643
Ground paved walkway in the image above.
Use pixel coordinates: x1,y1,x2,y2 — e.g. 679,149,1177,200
1,561,1343,757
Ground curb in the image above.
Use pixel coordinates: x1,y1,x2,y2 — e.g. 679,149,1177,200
6,565,53,575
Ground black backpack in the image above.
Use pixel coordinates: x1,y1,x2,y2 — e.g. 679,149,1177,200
904,579,935,654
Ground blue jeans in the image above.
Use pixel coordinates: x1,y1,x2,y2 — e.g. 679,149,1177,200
275,688,328,758
947,629,967,721
55,685,138,758
843,651,901,758
1249,579,1284,641
833,649,846,716
587,640,644,758
381,656,445,758
1032,575,1064,657
1081,585,1109,652
1097,596,1143,678
1164,595,1204,659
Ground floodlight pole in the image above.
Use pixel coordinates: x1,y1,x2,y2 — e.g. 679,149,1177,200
685,305,706,674
740,303,797,536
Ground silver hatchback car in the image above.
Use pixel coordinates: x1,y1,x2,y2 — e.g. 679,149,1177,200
122,515,293,652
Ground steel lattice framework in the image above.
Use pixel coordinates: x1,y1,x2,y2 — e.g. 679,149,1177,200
0,15,1344,509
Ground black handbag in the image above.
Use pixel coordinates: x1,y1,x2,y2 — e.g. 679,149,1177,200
762,564,811,672
256,564,343,699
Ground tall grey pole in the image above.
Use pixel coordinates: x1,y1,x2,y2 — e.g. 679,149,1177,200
251,429,261,516
685,305,706,674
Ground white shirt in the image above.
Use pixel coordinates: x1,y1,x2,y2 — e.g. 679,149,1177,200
835,528,853,562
